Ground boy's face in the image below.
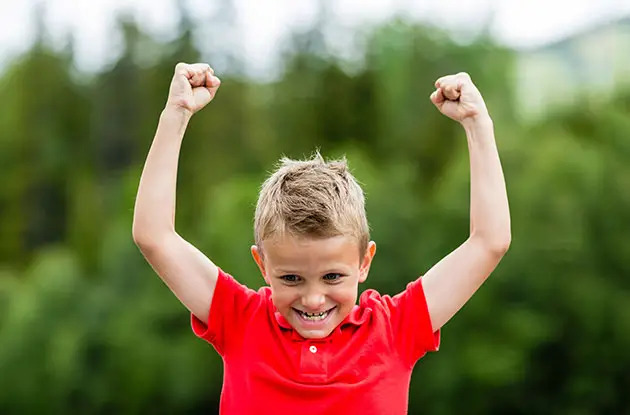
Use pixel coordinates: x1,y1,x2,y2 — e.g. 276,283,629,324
252,235,376,339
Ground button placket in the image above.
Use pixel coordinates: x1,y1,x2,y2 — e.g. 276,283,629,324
299,341,328,377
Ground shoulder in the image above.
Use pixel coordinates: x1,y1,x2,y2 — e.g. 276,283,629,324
358,288,385,306
213,269,270,313
357,279,426,315
355,287,391,320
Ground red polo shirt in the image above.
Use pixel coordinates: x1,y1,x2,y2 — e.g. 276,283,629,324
191,269,440,414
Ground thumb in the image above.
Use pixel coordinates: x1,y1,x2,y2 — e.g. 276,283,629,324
430,88,445,112
206,73,221,100
192,87,213,106
191,74,221,111
206,73,221,99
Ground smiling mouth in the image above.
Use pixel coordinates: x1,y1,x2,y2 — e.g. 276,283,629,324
293,306,336,321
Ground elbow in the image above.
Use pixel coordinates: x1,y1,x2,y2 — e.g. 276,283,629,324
132,228,151,250
494,236,511,255
132,213,175,248
472,231,511,256
132,231,166,254
132,222,177,253
131,220,146,246
487,233,511,256
132,222,163,250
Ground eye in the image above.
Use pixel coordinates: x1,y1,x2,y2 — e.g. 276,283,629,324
279,274,300,284
323,273,342,283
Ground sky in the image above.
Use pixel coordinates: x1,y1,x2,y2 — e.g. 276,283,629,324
1,0,629,76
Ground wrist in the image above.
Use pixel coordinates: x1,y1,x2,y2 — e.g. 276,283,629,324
162,103,194,122
461,113,493,133
159,104,193,137
161,104,193,128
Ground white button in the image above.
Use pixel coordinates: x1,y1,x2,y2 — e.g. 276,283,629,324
309,345,317,353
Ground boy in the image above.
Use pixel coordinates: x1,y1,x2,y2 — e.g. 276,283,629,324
132,63,510,414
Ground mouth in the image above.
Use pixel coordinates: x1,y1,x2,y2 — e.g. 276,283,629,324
293,306,336,323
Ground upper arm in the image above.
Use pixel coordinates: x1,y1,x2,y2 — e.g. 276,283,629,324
135,232,219,325
421,236,509,332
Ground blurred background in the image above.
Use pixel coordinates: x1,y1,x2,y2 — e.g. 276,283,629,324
1,0,630,413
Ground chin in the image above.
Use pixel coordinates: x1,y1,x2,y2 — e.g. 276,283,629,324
288,306,341,339
298,327,334,339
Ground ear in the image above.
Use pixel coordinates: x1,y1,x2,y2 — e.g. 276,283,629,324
358,241,376,283
251,245,270,285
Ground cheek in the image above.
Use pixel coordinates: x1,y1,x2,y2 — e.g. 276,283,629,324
271,286,295,307
331,286,358,307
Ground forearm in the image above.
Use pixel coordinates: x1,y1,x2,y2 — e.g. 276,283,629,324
133,106,192,244
463,116,511,251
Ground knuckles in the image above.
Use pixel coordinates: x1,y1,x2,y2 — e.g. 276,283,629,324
175,62,188,74
174,62,215,77
435,72,473,88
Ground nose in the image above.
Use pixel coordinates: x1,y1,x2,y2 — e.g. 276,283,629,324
301,288,326,311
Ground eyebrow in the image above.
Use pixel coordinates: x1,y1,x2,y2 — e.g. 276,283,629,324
274,269,347,276
273,267,298,274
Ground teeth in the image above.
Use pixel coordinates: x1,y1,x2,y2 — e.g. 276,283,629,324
299,309,330,321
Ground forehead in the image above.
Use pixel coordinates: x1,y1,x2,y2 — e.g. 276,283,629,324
261,234,361,272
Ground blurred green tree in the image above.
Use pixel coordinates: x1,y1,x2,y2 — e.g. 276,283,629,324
0,6,629,414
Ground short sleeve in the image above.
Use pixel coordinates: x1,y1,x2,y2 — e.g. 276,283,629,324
191,268,263,356
388,277,440,366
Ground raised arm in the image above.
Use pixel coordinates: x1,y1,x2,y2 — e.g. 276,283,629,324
132,63,221,325
421,72,511,332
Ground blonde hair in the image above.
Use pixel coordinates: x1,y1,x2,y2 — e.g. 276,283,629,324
254,152,369,255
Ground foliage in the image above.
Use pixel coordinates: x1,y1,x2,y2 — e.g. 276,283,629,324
0,8,629,415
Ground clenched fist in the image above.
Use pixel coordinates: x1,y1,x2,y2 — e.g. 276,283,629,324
430,72,489,125
166,62,221,115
